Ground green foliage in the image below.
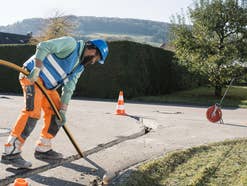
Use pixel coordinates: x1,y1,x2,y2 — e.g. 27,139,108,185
0,41,201,98
75,41,200,99
171,0,247,96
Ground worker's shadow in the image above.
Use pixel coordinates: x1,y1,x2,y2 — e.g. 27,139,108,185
5,157,106,185
63,157,106,177
29,175,85,186
32,157,105,185
37,157,106,176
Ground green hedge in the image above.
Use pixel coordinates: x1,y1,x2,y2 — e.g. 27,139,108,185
0,44,36,93
0,41,200,98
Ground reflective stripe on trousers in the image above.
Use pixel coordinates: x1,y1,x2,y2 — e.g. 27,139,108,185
11,77,61,143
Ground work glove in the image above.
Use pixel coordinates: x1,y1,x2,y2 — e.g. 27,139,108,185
55,109,67,126
27,67,41,83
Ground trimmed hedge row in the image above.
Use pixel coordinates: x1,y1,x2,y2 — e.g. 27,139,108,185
0,41,200,98
0,44,36,93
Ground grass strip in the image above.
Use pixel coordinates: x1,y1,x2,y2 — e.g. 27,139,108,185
188,145,234,186
118,138,247,186
132,86,247,108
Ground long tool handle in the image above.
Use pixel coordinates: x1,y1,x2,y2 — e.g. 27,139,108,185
0,59,84,157
219,78,235,106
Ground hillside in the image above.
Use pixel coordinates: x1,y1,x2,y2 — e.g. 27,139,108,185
0,15,170,46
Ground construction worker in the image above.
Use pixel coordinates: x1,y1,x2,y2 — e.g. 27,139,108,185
0,36,109,168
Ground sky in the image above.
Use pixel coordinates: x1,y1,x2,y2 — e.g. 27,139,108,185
0,0,195,26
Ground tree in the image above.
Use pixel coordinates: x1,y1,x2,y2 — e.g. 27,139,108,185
30,11,76,43
171,0,247,97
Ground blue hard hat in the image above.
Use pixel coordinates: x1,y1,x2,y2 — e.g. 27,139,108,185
90,39,109,64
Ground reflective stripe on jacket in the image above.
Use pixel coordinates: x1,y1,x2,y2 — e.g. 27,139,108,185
24,42,84,89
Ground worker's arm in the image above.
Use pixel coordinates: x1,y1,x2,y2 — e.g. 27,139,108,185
56,71,83,126
35,36,77,61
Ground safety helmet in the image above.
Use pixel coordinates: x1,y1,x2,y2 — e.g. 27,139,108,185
89,39,109,64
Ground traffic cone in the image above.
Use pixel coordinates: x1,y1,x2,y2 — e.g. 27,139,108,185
116,91,126,115
13,178,28,186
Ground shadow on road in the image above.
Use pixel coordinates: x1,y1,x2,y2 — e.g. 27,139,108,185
30,174,86,186
220,123,247,128
3,157,106,186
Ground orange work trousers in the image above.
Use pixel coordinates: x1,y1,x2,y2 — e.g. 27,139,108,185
11,77,61,143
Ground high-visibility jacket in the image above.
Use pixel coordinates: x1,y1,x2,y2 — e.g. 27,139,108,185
22,36,85,105
24,42,84,90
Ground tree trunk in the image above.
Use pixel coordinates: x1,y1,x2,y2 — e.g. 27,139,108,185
214,85,222,98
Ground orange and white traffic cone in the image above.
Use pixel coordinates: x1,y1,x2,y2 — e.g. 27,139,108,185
116,91,126,115
13,178,28,186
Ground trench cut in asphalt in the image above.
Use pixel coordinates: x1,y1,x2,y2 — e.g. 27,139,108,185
0,117,151,186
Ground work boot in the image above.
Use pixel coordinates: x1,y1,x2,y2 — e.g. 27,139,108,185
34,149,63,160
35,137,63,160
1,135,31,168
1,153,32,168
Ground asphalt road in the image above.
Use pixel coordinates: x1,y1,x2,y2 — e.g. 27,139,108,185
0,94,247,185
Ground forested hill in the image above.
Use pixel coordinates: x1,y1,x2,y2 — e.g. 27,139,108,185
0,15,170,46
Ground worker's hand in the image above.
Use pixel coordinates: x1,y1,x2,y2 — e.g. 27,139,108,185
27,67,41,83
56,109,67,126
